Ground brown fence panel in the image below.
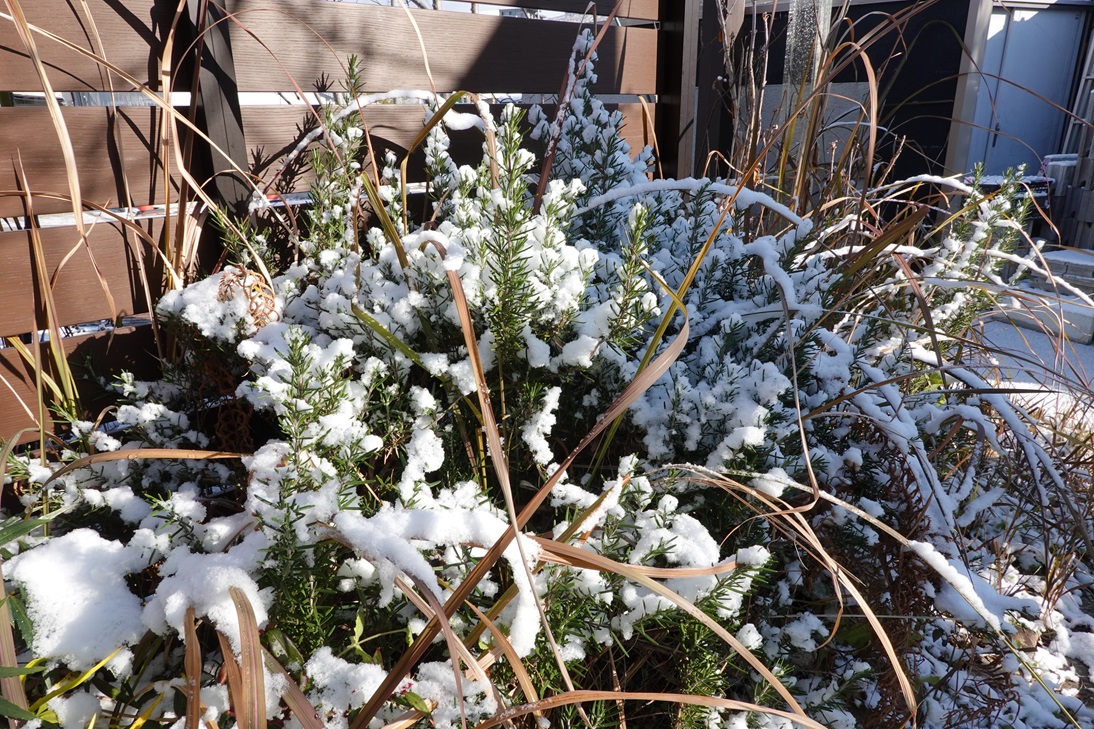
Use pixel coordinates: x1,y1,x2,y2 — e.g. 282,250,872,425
0,220,158,339
449,0,660,21
0,215,159,444
0,0,165,92
242,102,658,189
0,0,684,443
1,0,168,444
0,324,159,444
225,1,658,96
0,106,178,217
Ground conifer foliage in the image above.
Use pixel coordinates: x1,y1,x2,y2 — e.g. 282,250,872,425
2,31,1092,729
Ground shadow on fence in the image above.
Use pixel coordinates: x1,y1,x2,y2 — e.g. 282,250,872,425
0,0,701,444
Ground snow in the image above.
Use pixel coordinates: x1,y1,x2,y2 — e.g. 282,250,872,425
575,177,805,226
980,318,1094,391
11,31,1094,729
305,647,388,716
558,335,600,368
782,612,826,651
521,386,561,466
102,486,153,523
48,690,103,729
332,507,542,656
442,110,483,132
6,529,144,672
521,326,551,368
750,467,790,498
158,268,269,343
412,660,496,728
1041,248,1094,267
397,427,446,501
908,540,1037,634
1065,630,1094,681
141,532,271,656
735,623,763,650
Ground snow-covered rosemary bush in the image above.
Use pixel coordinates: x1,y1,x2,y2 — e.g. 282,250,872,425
4,31,1092,729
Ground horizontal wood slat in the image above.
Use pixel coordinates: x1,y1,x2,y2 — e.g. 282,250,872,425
439,0,660,21
242,102,657,188
0,0,166,92
226,0,658,95
0,220,158,339
1,0,672,444
0,106,179,217
0,324,159,444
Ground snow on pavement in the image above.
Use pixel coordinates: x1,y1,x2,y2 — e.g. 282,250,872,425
976,318,1094,431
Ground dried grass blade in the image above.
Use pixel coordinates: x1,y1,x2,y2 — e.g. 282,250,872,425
351,303,481,422
176,209,206,288
475,690,826,729
0,560,29,729
398,92,465,230
157,0,187,279
727,469,1029,723
461,602,540,716
854,45,878,193
183,608,202,729
445,272,507,504
3,338,69,417
3,0,116,321
128,692,164,729
532,538,806,716
721,483,903,710
0,7,269,289
892,252,945,370
0,10,251,181
13,159,78,413
380,706,438,729
0,190,177,286
589,250,698,476
228,587,266,729
397,2,436,99
446,263,588,728
24,331,51,513
44,448,246,489
533,0,628,212
214,632,246,729
28,649,120,712
841,205,928,279
354,195,691,729
0,430,46,508
636,95,662,179
359,171,409,270
827,564,915,718
396,575,508,728
74,0,136,212
395,579,466,726
0,376,37,436
262,649,324,729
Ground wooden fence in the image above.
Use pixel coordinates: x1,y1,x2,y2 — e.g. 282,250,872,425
0,0,698,443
